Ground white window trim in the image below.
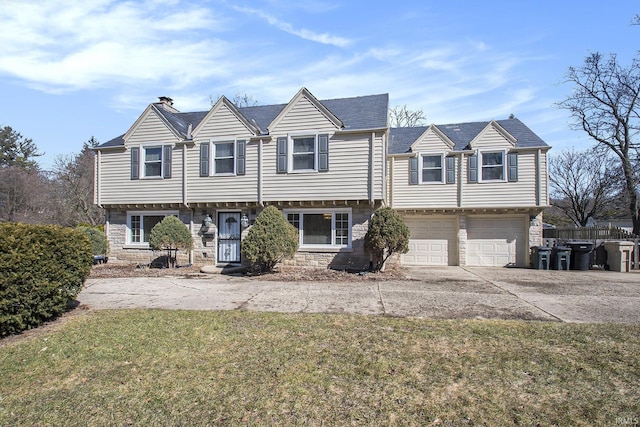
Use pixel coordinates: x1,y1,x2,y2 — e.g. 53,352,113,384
478,149,507,183
141,144,164,179
126,210,179,246
419,152,445,184
288,132,318,173
283,208,352,250
210,137,237,176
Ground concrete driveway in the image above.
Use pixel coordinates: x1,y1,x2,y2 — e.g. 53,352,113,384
79,267,640,324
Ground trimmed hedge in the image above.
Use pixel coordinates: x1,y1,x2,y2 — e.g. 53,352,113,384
0,223,93,337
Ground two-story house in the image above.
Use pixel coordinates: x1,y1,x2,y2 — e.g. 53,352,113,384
94,88,388,269
388,120,549,267
94,87,549,269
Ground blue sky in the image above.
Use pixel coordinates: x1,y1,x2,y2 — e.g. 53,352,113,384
0,0,637,170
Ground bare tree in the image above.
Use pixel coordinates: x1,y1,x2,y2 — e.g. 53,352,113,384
209,93,259,108
389,105,427,127
52,137,104,226
558,52,640,234
549,148,618,226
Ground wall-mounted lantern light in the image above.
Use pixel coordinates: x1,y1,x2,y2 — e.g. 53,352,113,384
202,214,213,229
241,213,250,229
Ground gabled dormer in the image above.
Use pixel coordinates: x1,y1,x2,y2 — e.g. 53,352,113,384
407,125,458,185
268,87,344,134
466,120,519,184
192,96,262,139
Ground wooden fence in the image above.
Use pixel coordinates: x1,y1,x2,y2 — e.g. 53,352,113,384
543,225,639,269
543,225,635,241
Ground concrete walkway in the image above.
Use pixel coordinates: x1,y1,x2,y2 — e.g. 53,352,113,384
79,267,640,324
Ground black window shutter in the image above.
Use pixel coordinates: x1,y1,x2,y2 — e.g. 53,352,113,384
318,134,329,172
163,145,172,179
446,156,456,184
409,156,418,185
468,154,478,183
200,143,209,177
508,152,518,182
236,140,246,176
277,137,288,173
131,147,139,180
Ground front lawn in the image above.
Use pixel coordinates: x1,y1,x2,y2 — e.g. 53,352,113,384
0,310,638,425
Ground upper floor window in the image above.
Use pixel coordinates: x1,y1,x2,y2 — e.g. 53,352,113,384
481,151,505,181
199,139,246,177
422,154,444,183
144,146,162,177
131,145,172,180
214,141,235,174
292,136,316,171
276,133,329,174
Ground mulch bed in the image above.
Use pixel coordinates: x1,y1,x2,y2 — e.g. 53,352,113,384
89,263,409,282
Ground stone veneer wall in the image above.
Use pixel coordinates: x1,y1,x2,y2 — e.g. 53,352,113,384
281,204,375,271
107,209,203,266
107,204,376,269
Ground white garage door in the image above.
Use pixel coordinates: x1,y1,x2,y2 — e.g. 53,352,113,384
467,216,526,267
401,217,457,266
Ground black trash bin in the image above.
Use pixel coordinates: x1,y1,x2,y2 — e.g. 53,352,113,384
531,246,551,270
566,241,594,271
551,246,571,270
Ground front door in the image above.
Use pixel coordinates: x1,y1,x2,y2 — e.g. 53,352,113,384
217,212,241,263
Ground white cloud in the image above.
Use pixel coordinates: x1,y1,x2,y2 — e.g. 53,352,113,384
230,5,352,47
0,0,225,92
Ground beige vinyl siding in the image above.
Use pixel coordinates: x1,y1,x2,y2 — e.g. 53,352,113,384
264,97,384,201
194,104,253,140
99,146,183,205
99,110,183,205
390,156,458,209
126,110,179,146
187,104,258,203
411,130,451,152
462,150,538,207
262,133,379,201
470,126,514,149
187,141,259,203
273,96,338,132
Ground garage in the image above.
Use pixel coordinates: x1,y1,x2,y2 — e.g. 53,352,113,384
401,216,458,266
466,216,527,267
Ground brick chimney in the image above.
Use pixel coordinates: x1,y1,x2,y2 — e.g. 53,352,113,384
156,96,179,112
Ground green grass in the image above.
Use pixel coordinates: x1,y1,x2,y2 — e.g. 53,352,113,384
1,310,639,426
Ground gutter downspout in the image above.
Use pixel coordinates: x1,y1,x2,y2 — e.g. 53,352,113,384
182,143,188,207
258,138,264,206
369,132,375,204
94,150,101,208
535,148,541,206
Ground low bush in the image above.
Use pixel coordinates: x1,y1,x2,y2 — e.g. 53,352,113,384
149,216,193,268
365,207,410,271
241,206,299,273
77,226,108,256
0,223,93,337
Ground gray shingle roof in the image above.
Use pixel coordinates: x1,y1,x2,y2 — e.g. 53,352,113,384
388,118,549,154
98,92,389,148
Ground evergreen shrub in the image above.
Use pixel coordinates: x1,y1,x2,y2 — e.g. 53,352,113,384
241,206,299,273
0,223,93,337
149,215,193,268
364,207,410,271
